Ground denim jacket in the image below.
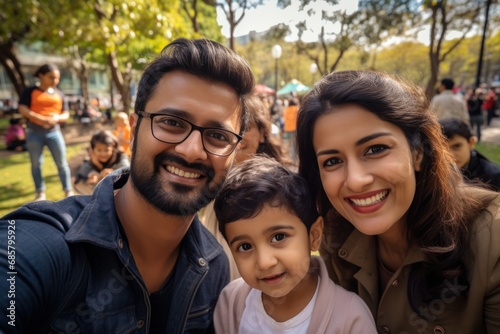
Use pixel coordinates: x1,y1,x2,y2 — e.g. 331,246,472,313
0,169,229,333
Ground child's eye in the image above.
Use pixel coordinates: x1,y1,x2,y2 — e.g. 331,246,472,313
271,233,287,243
366,144,389,155
236,243,252,252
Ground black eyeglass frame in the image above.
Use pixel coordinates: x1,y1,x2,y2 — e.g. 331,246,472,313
137,110,243,157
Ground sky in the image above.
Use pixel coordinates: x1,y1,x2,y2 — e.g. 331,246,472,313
216,0,467,45
216,0,360,43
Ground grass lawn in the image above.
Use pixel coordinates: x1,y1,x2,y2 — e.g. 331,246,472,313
0,143,87,217
475,142,500,165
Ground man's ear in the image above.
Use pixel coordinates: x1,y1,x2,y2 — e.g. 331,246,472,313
129,113,139,148
413,148,424,172
309,216,324,252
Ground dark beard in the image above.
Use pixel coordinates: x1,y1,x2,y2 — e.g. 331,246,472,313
130,150,225,216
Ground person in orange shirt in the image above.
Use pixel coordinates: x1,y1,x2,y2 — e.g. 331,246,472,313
113,111,131,157
283,97,299,162
18,63,73,201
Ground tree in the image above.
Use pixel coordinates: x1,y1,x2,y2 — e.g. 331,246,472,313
181,0,223,41
216,0,263,50
1,0,223,111
278,0,418,75
0,0,56,97
421,0,483,98
357,0,420,69
376,41,429,85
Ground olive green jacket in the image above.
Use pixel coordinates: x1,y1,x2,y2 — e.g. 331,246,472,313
321,196,500,334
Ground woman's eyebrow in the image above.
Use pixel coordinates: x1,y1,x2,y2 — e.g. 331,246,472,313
316,132,392,157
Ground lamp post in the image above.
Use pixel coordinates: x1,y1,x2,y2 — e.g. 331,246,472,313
309,63,318,86
272,44,282,94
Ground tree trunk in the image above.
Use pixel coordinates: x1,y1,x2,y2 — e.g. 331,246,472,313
0,42,26,98
229,8,235,50
108,51,132,114
78,62,90,106
426,52,440,99
109,71,115,110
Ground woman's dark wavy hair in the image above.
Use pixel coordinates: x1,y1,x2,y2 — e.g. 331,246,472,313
214,155,318,238
34,64,59,77
243,95,290,164
296,70,497,314
134,38,255,134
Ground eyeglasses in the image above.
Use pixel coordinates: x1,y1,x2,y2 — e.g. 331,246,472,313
138,111,242,157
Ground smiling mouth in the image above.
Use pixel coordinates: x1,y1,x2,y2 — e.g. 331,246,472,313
261,272,285,281
348,190,389,207
166,165,201,179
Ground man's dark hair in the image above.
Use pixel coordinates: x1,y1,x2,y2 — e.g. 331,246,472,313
440,118,473,140
134,38,255,134
214,155,319,238
441,78,455,90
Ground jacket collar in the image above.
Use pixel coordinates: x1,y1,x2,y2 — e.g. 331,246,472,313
65,168,223,264
339,229,427,310
341,229,427,268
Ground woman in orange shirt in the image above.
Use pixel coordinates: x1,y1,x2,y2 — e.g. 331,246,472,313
18,64,73,201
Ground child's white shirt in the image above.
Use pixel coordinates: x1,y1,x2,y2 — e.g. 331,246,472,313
238,277,320,334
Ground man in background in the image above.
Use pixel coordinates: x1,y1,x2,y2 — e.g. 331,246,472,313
431,78,470,126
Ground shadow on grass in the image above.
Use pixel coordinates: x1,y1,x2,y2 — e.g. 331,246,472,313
0,181,34,214
0,151,30,168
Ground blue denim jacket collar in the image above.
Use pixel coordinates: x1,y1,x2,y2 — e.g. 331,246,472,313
64,168,223,266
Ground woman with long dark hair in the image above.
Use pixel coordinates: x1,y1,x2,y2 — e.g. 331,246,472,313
18,64,73,200
297,70,500,333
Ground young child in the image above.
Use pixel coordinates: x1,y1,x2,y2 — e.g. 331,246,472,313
440,118,500,191
213,156,376,333
113,111,131,157
75,130,130,187
5,117,26,152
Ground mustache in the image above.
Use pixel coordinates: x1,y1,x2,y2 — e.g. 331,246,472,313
154,152,215,178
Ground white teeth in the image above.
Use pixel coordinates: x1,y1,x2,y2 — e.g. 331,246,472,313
166,166,201,179
349,190,388,207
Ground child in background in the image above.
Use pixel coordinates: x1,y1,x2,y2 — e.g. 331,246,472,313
440,118,500,191
75,130,130,187
213,156,376,333
5,117,26,151
113,111,131,156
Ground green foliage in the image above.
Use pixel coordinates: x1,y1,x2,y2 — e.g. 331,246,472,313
1,0,223,71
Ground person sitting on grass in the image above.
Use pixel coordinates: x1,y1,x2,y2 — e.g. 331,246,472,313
213,156,376,333
440,118,500,191
5,117,27,152
75,130,130,187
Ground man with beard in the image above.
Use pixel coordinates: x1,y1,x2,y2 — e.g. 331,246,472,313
0,38,255,333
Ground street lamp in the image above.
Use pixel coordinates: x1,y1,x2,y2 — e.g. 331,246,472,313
310,63,318,86
272,44,282,93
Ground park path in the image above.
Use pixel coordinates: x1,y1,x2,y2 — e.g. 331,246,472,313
481,117,500,144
